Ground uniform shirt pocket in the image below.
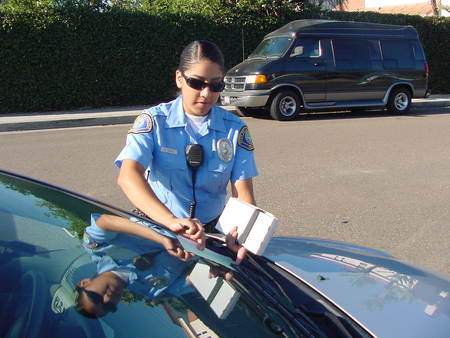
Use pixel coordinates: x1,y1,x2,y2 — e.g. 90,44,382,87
155,151,185,170
206,159,233,194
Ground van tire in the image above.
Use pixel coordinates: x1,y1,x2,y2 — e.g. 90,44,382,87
387,88,411,114
270,90,301,121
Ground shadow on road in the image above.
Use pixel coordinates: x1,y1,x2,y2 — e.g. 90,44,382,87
242,105,450,122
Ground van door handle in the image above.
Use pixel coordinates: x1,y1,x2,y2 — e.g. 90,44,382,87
313,61,325,67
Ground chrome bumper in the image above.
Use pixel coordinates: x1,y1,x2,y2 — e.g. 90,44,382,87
220,91,270,108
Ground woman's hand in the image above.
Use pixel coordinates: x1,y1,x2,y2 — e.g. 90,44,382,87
161,237,195,262
166,247,195,262
168,218,205,249
208,265,233,281
225,226,248,265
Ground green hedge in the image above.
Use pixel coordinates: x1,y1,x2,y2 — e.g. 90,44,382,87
0,5,448,113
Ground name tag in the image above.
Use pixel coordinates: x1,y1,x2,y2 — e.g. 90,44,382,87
161,147,178,155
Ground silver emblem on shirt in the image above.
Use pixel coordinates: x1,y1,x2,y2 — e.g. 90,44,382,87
148,276,168,289
217,138,233,162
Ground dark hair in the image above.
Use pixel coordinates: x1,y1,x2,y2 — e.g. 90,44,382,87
178,40,225,73
75,289,101,319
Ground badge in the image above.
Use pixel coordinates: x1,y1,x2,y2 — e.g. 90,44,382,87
217,138,233,162
82,231,99,249
148,276,168,289
129,113,153,134
237,126,254,151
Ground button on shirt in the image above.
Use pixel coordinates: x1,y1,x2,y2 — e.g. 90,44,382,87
115,96,259,223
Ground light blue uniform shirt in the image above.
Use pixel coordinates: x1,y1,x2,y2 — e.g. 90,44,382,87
83,214,193,299
115,96,259,223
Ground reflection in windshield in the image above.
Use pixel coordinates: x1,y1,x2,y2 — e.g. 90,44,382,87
73,214,289,336
188,261,240,319
0,173,110,238
76,214,196,318
1,172,304,337
249,37,293,58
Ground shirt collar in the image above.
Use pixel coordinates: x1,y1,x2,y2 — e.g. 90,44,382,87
207,105,226,132
166,96,187,128
166,96,226,133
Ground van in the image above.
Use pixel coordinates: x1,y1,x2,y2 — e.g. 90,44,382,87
220,19,429,121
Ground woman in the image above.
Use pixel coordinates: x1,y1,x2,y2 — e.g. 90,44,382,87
115,40,258,253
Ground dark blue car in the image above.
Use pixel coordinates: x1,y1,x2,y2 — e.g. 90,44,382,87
0,169,448,337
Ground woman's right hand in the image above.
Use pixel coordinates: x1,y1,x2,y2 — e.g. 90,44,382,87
168,218,205,249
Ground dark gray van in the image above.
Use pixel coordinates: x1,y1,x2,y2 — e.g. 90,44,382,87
220,20,429,121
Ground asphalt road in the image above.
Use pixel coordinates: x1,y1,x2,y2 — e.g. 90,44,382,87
1,106,450,276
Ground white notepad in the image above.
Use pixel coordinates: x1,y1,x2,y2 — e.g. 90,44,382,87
215,198,278,255
189,262,240,320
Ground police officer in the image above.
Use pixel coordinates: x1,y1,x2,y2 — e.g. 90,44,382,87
115,40,258,251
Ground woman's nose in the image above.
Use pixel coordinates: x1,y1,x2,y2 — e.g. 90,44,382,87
200,86,211,97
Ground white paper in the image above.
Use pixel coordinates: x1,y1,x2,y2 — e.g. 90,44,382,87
189,262,240,319
215,197,259,242
215,198,279,255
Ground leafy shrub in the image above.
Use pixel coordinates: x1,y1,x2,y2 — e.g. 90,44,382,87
0,3,448,113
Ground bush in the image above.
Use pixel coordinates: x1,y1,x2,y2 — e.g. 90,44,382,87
0,4,448,113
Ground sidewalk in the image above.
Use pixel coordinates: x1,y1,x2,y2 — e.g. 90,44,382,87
1,95,449,132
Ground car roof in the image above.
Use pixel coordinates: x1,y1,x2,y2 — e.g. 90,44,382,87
265,19,419,39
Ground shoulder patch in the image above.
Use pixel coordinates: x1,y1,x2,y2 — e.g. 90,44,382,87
82,231,99,249
237,125,255,151
129,113,153,134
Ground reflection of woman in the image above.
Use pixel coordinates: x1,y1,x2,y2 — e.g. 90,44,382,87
76,214,195,318
115,40,259,245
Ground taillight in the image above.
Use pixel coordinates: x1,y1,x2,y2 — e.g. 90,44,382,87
424,63,429,74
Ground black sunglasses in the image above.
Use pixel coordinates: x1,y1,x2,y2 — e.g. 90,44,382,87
181,73,225,92
77,286,118,313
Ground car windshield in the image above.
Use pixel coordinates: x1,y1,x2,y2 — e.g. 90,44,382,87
0,170,321,338
248,37,293,58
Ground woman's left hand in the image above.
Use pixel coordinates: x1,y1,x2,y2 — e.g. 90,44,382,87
162,237,195,262
168,218,205,249
225,226,248,265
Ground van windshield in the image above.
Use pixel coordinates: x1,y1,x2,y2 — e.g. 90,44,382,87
249,37,293,58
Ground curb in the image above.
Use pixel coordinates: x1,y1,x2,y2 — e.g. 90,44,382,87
1,98,449,132
0,115,137,133
412,100,450,108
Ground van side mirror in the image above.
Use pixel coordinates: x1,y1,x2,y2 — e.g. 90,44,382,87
291,46,304,57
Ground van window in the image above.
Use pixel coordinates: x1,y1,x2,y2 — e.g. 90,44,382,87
333,39,370,70
249,37,293,58
381,40,415,69
368,40,382,61
290,39,321,58
412,41,425,61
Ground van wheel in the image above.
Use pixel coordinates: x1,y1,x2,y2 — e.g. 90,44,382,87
270,90,300,121
387,88,411,114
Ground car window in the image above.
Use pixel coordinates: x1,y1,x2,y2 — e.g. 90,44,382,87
368,40,382,61
332,38,370,71
248,37,293,58
411,41,426,61
381,39,415,69
290,39,321,58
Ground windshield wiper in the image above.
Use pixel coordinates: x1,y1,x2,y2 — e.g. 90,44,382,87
237,255,326,337
262,259,369,338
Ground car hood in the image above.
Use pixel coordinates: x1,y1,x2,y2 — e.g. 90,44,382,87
226,58,278,76
265,237,450,338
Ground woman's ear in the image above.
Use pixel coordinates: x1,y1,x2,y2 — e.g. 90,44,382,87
77,278,91,288
175,70,183,89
